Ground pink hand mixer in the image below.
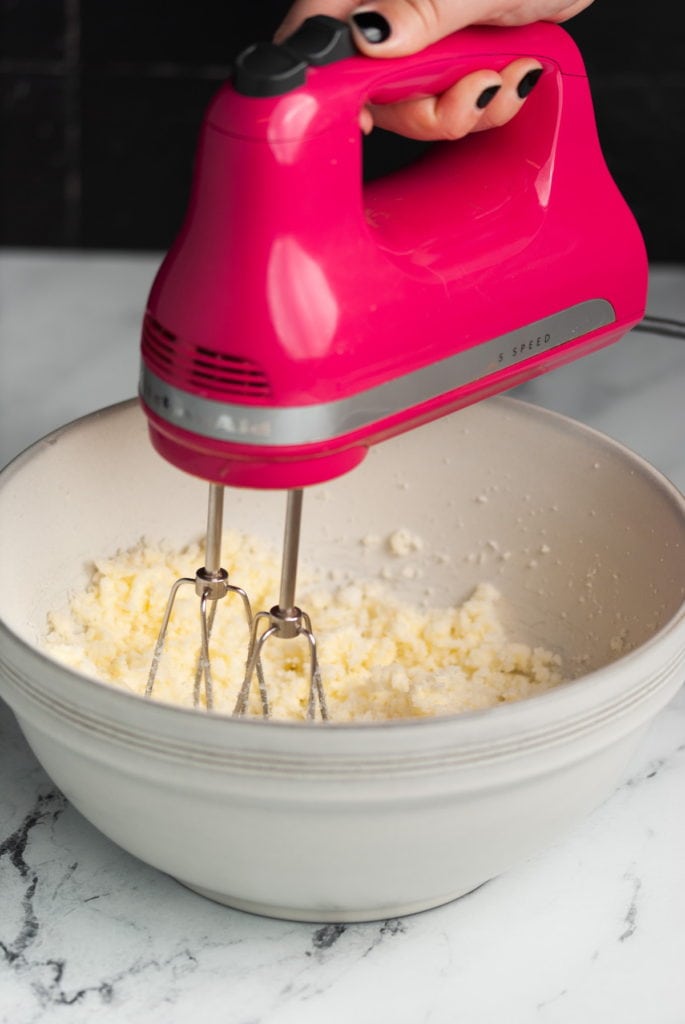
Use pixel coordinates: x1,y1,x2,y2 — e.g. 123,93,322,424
139,16,648,719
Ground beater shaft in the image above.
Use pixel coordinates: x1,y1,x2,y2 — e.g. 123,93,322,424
279,488,303,615
204,482,223,573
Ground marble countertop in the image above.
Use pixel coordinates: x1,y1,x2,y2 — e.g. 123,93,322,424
1,251,684,1023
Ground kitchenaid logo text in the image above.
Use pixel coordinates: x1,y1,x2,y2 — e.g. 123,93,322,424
214,413,272,438
497,332,553,365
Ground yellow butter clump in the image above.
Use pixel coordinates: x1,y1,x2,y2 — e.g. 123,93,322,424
45,531,563,721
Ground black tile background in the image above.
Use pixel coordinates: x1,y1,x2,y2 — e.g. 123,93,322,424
1,0,683,259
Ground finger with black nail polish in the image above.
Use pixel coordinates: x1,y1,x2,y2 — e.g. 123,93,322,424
517,67,543,98
476,84,501,109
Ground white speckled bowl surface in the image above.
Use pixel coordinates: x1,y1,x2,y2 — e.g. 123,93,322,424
1,396,684,922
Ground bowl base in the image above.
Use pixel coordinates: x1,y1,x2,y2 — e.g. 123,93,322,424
176,877,490,923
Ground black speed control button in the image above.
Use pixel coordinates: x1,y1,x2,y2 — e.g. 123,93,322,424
233,16,357,97
233,42,308,98
284,15,357,66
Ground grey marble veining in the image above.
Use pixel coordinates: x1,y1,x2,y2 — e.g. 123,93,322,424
0,252,684,1023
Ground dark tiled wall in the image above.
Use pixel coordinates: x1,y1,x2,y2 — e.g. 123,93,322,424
1,0,683,259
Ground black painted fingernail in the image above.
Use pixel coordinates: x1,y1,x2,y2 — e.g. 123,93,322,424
516,67,543,98
351,11,391,44
476,84,501,109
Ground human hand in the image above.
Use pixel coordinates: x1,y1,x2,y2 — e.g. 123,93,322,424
275,0,595,139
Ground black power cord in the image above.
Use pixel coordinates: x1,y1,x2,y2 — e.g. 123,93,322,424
633,314,685,341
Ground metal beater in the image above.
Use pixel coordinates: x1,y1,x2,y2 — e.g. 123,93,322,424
233,488,327,720
144,482,260,711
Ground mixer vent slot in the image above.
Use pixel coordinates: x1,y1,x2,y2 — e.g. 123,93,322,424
191,346,272,398
142,314,176,371
142,313,272,398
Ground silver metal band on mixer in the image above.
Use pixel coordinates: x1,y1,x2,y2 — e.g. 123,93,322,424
140,299,615,446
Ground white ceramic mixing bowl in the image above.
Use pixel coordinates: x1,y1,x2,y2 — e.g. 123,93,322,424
1,397,684,922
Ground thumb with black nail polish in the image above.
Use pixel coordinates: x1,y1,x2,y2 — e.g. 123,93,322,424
351,8,392,44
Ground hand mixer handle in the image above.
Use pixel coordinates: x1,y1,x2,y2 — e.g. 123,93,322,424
205,18,591,255
231,15,585,111
186,18,611,342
